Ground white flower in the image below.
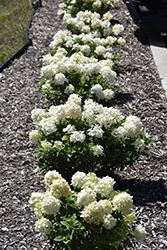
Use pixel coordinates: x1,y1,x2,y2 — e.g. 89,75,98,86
90,84,104,100
39,117,57,136
63,124,76,134
91,18,102,28
91,144,104,156
113,115,143,138
82,172,100,189
112,126,127,138
106,36,117,45
80,44,90,54
66,39,75,47
112,24,124,36
45,170,62,189
132,138,145,152
71,171,88,189
100,66,116,82
50,178,71,199
126,212,136,225
93,0,101,8
41,63,57,79
103,12,113,21
41,140,52,151
53,140,64,150
64,84,75,94
104,52,113,60
42,54,53,65
29,130,41,144
31,108,47,124
87,125,103,138
103,214,117,229
57,9,66,17
112,192,133,215
81,201,105,225
133,225,146,242
67,94,82,106
99,199,113,214
117,37,126,45
95,176,115,197
29,192,44,210
35,218,52,235
94,45,106,55
70,131,86,143
34,202,43,219
54,73,68,85
42,194,61,215
42,81,51,90
49,105,66,122
81,25,91,33
103,89,115,101
77,187,96,207
59,2,67,9
65,102,82,120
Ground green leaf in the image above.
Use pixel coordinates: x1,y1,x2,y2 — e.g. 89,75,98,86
54,236,64,242
61,220,71,230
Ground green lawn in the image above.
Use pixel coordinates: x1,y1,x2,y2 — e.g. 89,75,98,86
0,0,33,64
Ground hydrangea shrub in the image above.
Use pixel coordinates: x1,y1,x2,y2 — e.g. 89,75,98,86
48,30,124,73
58,0,119,17
29,94,151,177
29,171,146,250
62,10,124,38
40,51,118,105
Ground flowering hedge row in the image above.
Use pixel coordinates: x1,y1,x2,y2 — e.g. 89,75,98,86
28,0,151,248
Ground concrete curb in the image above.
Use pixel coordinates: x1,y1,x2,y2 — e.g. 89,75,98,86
148,32,167,98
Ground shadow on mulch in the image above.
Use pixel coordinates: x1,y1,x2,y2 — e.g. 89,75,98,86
122,65,139,74
134,28,150,45
112,174,167,206
115,92,135,104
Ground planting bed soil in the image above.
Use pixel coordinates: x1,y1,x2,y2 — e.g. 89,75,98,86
0,0,166,249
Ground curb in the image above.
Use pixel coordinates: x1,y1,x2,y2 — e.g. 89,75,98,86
148,32,167,98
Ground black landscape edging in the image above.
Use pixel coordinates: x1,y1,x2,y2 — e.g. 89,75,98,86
0,0,42,73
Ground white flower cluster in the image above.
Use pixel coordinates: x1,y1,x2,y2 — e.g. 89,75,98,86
133,225,146,242
39,2,125,105
90,84,115,101
29,130,41,144
29,171,72,233
35,218,52,235
82,98,124,127
62,10,124,38
58,0,119,17
112,192,133,215
30,95,147,156
30,169,146,243
41,51,116,84
112,115,147,148
49,30,125,58
71,171,134,229
51,30,123,49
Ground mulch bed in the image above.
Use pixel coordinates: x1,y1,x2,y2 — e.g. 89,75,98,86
0,0,166,249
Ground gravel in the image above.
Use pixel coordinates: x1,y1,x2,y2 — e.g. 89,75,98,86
0,0,167,249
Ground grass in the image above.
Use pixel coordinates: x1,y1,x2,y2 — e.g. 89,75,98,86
0,0,34,64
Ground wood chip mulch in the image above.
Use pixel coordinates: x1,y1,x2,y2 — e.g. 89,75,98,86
0,0,166,249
